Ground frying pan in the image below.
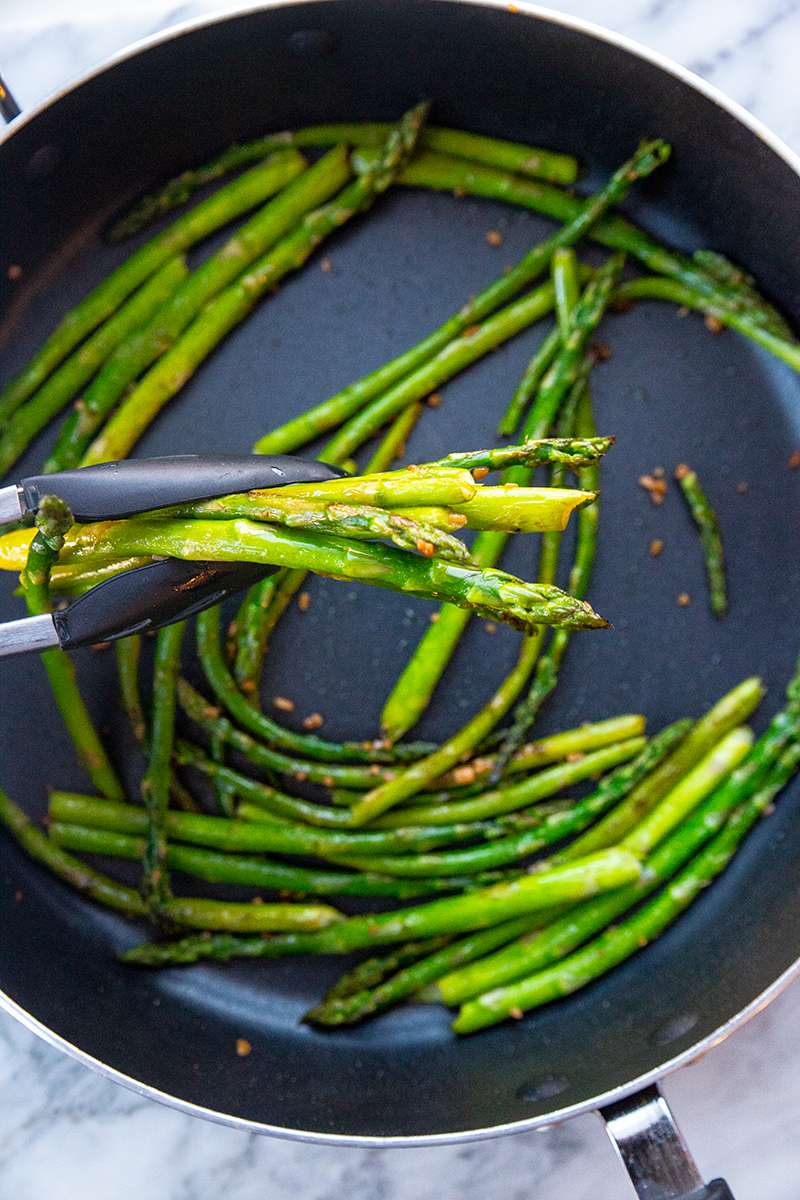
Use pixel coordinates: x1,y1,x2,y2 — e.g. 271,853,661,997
1,3,799,1195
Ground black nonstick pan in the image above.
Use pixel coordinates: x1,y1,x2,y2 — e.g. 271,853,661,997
1,3,799,1195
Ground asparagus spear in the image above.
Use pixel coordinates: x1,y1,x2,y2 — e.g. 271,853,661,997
179,480,592,536
0,789,145,915
379,255,622,742
178,674,400,789
342,733,688,873
140,621,185,912
60,517,610,633
114,632,199,813
233,568,304,701
111,125,578,239
341,388,581,819
441,705,800,1009
492,373,600,776
422,436,614,473
613,277,800,370
674,463,728,619
363,402,425,472
417,713,648,793
312,741,706,1026
360,149,799,363
0,257,189,476
193,605,433,767
356,737,645,828
257,140,667,456
116,636,146,745
306,918,540,1026
153,896,344,933
621,727,753,858
348,640,554,817
232,402,425,697
44,147,349,472
691,249,791,337
173,493,472,559
80,104,429,465
48,823,480,899
1,790,342,930
498,327,561,437
563,676,764,857
121,847,643,965
332,716,647,807
175,738,390,827
0,151,306,423
452,742,800,1032
502,237,587,455
321,937,454,1002
47,793,530,859
490,249,593,775
20,496,123,801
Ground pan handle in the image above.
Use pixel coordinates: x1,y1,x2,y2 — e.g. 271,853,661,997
600,1085,735,1199
0,72,21,122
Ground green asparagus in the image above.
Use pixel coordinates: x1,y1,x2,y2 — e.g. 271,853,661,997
0,151,306,423
81,105,429,464
675,463,728,619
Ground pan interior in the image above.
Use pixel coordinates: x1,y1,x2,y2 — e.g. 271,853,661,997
1,0,799,1140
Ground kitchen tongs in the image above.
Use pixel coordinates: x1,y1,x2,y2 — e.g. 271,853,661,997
0,454,341,658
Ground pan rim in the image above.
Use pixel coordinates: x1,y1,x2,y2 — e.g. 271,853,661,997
2,0,800,1147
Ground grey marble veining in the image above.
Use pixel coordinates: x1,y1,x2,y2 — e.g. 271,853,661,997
2,2,800,1197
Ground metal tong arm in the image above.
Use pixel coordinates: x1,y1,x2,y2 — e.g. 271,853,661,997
0,453,343,525
0,454,345,655
0,559,272,659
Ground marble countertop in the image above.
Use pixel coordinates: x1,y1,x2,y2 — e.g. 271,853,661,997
2,2,800,1197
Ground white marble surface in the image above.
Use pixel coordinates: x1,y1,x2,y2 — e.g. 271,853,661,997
2,1,800,1197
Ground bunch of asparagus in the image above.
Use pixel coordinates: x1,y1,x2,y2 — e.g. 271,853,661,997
1,102,799,1036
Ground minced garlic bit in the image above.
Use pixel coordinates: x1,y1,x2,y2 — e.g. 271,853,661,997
297,591,311,611
485,229,503,247
736,481,749,494
677,592,692,607
484,622,497,635
427,392,442,407
416,539,435,557
639,474,668,505
273,695,294,712
704,314,724,334
302,712,324,730
320,257,332,273
788,450,800,470
236,1038,252,1057
649,539,664,557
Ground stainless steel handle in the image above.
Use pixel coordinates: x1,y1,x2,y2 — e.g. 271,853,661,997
0,485,24,525
0,73,21,123
0,612,60,658
600,1085,735,1200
